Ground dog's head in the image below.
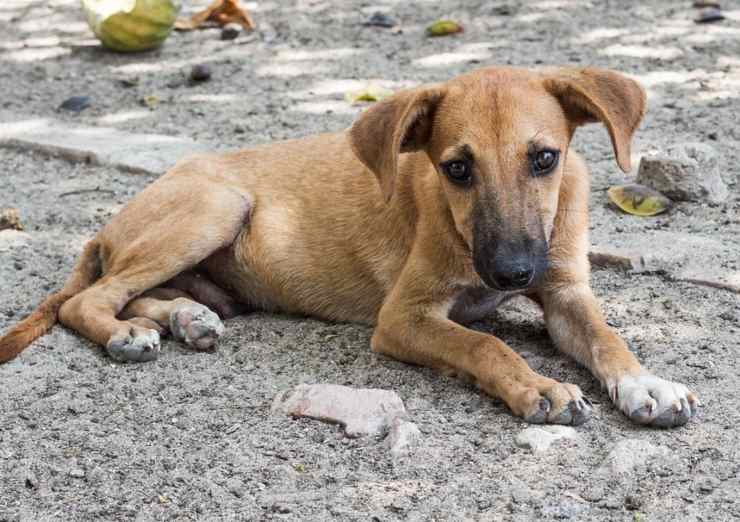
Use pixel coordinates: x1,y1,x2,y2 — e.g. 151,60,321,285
349,67,646,291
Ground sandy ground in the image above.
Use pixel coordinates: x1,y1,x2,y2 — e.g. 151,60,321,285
1,0,739,520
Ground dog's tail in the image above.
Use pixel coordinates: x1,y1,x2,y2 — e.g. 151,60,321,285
0,240,101,363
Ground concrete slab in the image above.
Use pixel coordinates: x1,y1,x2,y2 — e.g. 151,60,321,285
0,114,213,176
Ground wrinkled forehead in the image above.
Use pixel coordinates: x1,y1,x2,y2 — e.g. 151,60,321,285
431,73,570,153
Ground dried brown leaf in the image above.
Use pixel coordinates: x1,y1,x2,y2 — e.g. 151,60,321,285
0,208,23,231
175,0,255,31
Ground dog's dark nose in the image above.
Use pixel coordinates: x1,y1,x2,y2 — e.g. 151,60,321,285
473,237,548,292
493,260,535,290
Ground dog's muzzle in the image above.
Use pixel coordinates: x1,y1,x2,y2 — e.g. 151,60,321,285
473,238,549,291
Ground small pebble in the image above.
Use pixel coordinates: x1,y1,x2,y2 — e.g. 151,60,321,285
695,7,725,23
515,425,577,452
189,64,212,83
58,95,90,113
492,4,516,15
69,468,85,478
117,76,139,88
272,503,291,514
221,23,241,40
363,12,397,28
24,473,38,489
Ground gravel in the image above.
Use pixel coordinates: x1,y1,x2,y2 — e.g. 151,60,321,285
1,0,739,520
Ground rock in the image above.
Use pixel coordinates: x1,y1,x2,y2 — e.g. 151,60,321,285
221,23,241,40
58,95,91,113
624,494,644,511
189,64,212,83
693,1,720,7
515,425,577,453
387,418,421,455
695,7,725,23
0,114,212,176
116,76,139,88
272,503,291,514
272,384,407,438
603,439,668,475
226,477,245,498
636,143,728,203
0,208,23,231
591,231,728,280
24,472,38,489
69,468,85,479
363,12,397,28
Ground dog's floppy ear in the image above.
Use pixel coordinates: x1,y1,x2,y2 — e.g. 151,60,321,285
543,68,646,172
349,86,445,201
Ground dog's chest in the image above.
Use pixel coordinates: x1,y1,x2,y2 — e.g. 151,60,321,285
448,286,516,325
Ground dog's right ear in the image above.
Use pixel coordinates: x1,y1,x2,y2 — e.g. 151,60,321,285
349,86,445,202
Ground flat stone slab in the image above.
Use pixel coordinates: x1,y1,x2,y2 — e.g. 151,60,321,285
271,384,407,438
592,230,738,290
0,114,213,176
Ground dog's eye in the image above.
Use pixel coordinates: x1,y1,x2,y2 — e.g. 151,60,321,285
531,149,559,176
442,160,472,185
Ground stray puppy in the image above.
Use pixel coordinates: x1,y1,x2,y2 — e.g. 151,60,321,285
0,67,699,428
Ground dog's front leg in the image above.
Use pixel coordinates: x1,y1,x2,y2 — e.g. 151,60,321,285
372,300,592,425
539,282,700,427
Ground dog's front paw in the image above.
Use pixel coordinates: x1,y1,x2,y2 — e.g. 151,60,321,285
609,373,700,427
169,301,225,351
106,326,161,363
521,382,593,426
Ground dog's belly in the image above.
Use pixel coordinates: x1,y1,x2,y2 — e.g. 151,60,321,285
200,228,390,326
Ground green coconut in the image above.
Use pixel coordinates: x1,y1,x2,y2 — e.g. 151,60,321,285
82,0,181,52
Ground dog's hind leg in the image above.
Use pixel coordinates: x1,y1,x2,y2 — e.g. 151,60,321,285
164,271,248,320
120,293,225,352
58,172,252,362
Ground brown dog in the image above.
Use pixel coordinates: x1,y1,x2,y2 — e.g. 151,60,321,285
0,66,699,428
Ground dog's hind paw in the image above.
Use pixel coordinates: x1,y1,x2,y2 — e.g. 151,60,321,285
106,327,161,363
169,301,225,351
609,373,700,428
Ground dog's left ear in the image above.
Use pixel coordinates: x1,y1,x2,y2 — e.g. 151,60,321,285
543,68,646,172
349,86,445,202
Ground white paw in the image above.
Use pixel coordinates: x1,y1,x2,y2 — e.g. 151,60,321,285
608,373,700,427
106,327,161,363
169,302,225,351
